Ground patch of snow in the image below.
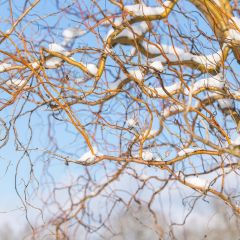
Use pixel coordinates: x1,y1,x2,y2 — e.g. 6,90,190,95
161,44,186,55
105,28,114,41
227,29,240,42
232,90,240,98
140,41,185,56
141,40,222,69
118,21,149,39
232,16,240,26
163,0,172,8
5,29,12,34
90,190,98,196
205,92,222,98
62,27,86,45
162,104,184,118
46,43,70,68
231,135,240,146
139,174,149,180
149,60,164,72
142,150,154,161
106,22,149,42
45,57,63,68
133,150,159,161
100,16,125,27
80,151,95,163
213,0,221,6
108,69,144,89
6,78,27,88
80,63,98,75
114,17,123,26
177,148,200,157
108,79,123,89
48,43,69,56
154,156,162,161
124,1,171,17
0,63,11,72
151,82,181,97
197,92,226,107
104,46,113,55
227,17,240,41
217,98,234,109
184,176,210,190
191,74,225,92
126,118,137,128
142,129,158,138
193,50,222,68
129,47,136,56
86,63,98,75
30,61,39,69
75,78,84,83
129,69,144,80
79,147,102,164
159,52,192,62
140,41,162,55
63,28,85,39
160,51,222,68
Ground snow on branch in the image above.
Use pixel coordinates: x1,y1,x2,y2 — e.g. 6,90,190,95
106,67,145,91
142,150,155,161
45,57,63,68
46,43,71,68
82,63,98,76
192,51,222,69
140,129,159,140
184,176,210,190
6,78,28,88
190,74,225,93
124,1,172,17
133,150,155,161
212,0,221,6
177,148,201,156
228,29,240,42
62,27,86,46
158,74,226,117
126,118,137,128
159,49,223,71
45,44,99,76
148,59,164,73
148,82,181,98
106,21,150,45
129,68,145,80
217,98,235,110
0,63,12,72
140,41,223,71
162,104,184,118
231,135,240,146
29,61,40,69
146,73,226,99
79,147,102,164
140,41,185,57
48,43,70,56
227,16,240,42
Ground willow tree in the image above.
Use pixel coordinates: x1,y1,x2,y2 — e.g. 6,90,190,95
0,0,240,239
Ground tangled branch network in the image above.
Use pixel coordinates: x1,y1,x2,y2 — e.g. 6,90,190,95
0,0,240,238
